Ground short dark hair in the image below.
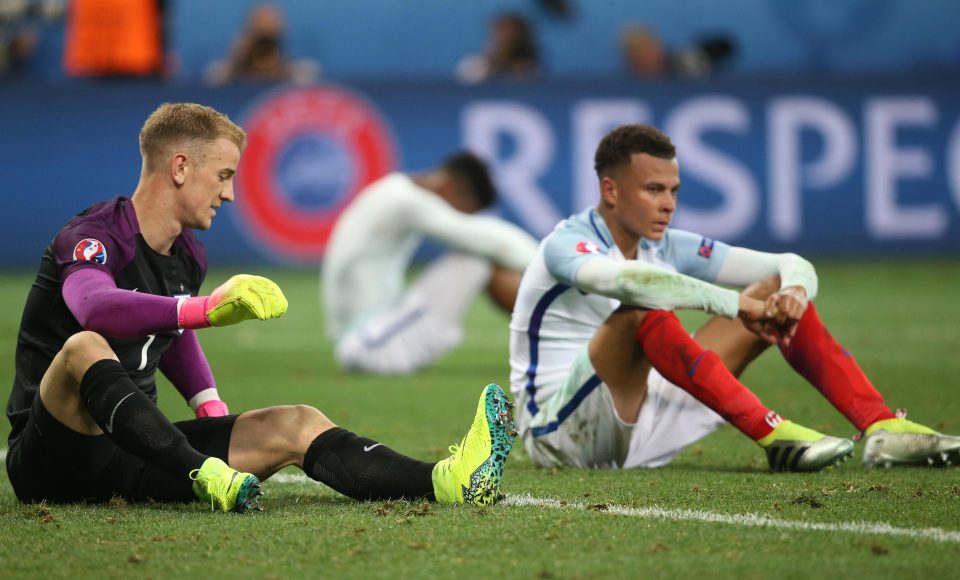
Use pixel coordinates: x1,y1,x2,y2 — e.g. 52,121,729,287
442,151,497,209
594,124,675,178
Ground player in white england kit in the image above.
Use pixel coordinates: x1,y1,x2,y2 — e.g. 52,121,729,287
509,124,960,471
324,152,539,375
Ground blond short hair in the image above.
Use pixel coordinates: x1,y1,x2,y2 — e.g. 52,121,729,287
139,103,246,172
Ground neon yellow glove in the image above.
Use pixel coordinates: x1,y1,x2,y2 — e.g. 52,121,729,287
178,275,288,329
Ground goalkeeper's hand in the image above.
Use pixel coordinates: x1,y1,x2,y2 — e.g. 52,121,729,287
178,274,288,329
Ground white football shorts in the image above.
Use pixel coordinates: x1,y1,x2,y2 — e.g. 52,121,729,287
521,349,726,468
335,254,491,375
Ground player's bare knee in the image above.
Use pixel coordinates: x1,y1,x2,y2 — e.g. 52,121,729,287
288,404,335,435
608,305,651,327
60,331,117,381
251,405,335,450
743,275,781,299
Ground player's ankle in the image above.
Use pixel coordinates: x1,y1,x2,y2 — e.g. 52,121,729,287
865,417,938,436
757,419,824,447
430,459,456,503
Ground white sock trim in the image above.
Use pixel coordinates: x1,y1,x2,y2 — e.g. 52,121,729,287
188,387,221,410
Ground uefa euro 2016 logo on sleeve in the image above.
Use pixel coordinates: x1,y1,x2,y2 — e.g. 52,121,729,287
234,84,398,262
73,238,107,264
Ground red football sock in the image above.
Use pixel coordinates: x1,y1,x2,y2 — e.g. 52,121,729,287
635,310,776,441
778,303,894,431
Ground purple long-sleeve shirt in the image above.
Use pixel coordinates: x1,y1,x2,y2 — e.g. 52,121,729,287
9,197,214,438
63,267,216,399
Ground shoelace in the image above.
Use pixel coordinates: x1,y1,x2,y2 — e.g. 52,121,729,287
853,408,908,442
189,465,233,510
448,435,467,456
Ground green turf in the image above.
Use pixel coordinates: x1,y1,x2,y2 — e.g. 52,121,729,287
2,261,960,578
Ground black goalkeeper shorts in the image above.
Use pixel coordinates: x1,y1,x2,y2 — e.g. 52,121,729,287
5,391,238,504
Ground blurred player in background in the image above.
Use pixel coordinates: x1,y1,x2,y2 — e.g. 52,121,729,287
5,103,516,513
510,123,960,472
324,152,539,375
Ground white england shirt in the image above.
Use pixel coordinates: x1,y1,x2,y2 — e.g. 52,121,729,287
508,207,732,433
323,172,538,339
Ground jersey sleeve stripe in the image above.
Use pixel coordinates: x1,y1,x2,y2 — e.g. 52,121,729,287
588,211,612,249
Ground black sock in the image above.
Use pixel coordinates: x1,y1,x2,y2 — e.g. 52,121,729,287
303,427,436,501
78,359,208,476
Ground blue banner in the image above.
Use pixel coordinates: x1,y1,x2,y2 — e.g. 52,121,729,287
3,77,959,267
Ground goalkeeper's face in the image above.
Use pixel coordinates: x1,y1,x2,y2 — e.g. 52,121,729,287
179,137,241,230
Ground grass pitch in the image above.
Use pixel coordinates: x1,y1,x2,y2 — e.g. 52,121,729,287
2,261,960,578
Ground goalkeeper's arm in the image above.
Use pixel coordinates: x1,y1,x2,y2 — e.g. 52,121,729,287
159,330,230,418
63,269,288,337
177,274,288,329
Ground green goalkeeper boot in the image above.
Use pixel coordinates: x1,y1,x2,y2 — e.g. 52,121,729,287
432,384,518,506
190,457,263,513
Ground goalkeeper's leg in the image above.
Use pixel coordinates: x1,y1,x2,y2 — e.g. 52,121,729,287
227,405,437,500
227,387,517,505
40,332,261,512
41,332,210,474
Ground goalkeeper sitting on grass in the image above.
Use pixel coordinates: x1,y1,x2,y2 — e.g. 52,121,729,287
5,103,517,513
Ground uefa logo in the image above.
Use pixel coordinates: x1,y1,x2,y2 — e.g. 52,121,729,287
234,84,398,261
73,238,107,264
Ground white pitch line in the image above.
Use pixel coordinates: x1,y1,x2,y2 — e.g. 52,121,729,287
3,454,957,544
266,474,960,544
269,473,319,484
503,493,960,544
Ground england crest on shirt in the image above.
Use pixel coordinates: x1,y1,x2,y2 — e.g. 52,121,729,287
698,237,715,259
576,240,600,254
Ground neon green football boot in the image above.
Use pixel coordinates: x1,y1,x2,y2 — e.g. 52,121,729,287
432,384,517,506
190,457,263,513
862,414,960,468
758,420,854,472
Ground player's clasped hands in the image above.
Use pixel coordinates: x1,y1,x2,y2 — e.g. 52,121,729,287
206,274,289,326
763,287,808,347
738,286,809,347
746,287,808,347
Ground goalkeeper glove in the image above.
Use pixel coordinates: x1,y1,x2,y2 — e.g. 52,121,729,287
178,274,288,329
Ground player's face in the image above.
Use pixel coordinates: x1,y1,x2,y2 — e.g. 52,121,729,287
603,153,679,242
180,137,241,230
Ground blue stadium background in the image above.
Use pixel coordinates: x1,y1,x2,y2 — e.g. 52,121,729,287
3,0,960,266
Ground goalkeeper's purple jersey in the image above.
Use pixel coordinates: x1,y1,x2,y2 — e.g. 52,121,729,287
6,197,207,440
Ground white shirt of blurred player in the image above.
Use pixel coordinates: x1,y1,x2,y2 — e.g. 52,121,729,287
323,172,537,339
